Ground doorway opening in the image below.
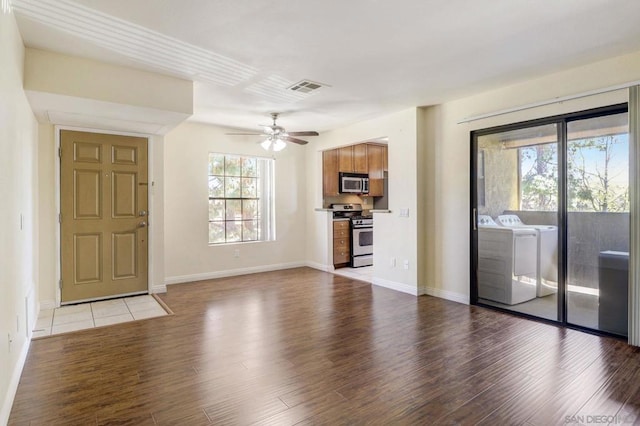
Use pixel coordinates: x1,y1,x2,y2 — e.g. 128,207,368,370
59,130,149,304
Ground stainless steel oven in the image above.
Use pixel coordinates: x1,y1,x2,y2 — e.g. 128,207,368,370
351,217,373,267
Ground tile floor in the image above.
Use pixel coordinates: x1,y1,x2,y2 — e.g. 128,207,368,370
33,295,169,338
331,265,373,283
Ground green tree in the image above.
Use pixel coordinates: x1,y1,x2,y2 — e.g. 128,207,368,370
519,136,628,213
567,135,628,212
520,144,558,211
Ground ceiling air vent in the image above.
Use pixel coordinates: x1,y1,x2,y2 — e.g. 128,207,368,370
288,80,325,93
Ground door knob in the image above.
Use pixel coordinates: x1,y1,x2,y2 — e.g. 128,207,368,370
139,210,147,217
138,221,147,228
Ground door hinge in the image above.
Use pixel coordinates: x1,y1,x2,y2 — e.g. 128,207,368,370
58,213,62,223
59,280,62,289
58,147,62,158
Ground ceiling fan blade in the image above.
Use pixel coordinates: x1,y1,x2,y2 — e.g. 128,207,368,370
287,131,319,137
225,132,266,136
284,136,309,145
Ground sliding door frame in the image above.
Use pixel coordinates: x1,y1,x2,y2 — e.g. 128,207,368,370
470,103,628,336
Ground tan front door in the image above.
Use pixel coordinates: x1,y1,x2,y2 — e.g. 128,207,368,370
60,130,148,303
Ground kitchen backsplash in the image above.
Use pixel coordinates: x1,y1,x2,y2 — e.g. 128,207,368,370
324,194,373,209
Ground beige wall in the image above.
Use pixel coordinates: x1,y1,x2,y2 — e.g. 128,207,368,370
163,121,308,283
24,48,193,114
0,12,39,424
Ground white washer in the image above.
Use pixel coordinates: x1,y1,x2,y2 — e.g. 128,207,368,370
496,214,558,297
477,215,538,305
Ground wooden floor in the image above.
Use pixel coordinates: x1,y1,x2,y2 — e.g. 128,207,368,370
9,267,640,425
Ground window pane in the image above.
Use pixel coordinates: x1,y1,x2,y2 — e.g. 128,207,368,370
243,220,258,241
208,153,275,245
226,157,241,176
567,125,629,213
242,177,257,198
567,112,629,335
226,221,241,242
242,157,257,177
243,199,258,220
226,200,241,221
208,199,225,221
209,154,225,175
208,176,224,198
225,177,241,198
476,123,558,322
209,222,225,244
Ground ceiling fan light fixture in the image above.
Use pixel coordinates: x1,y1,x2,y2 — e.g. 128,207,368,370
228,113,316,149
260,138,272,150
273,138,286,152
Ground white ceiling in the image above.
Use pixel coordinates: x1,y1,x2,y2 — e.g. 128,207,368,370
11,0,640,134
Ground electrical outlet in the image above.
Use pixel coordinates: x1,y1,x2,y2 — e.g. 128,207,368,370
234,249,240,258
403,260,409,270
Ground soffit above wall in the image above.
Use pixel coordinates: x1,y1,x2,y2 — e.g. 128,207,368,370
26,90,190,135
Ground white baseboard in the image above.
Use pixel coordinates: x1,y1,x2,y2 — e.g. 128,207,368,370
372,277,419,296
424,286,469,305
39,299,56,310
151,284,167,294
165,261,307,285
1,336,30,426
305,261,332,272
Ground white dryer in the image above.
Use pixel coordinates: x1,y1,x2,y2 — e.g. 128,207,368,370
477,215,538,305
496,214,558,297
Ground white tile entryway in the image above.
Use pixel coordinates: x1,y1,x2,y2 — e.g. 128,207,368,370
32,295,169,338
331,265,373,283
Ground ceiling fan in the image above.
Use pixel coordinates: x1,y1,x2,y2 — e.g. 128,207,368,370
226,113,319,151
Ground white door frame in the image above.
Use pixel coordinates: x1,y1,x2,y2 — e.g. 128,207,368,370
53,125,156,307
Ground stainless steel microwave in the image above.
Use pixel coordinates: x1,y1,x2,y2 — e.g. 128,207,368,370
340,172,369,194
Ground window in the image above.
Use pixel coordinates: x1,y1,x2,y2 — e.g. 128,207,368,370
208,153,275,244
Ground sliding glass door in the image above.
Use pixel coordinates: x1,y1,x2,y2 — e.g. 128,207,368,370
566,112,629,334
474,123,559,321
472,105,629,336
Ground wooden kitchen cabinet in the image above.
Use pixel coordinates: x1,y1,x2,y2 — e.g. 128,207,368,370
338,144,368,173
323,149,339,196
367,143,386,197
333,220,351,267
322,143,387,197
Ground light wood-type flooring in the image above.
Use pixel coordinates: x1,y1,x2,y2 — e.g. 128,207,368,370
9,267,640,425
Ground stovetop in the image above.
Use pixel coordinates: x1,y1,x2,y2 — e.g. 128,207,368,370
331,203,363,212
332,203,362,219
